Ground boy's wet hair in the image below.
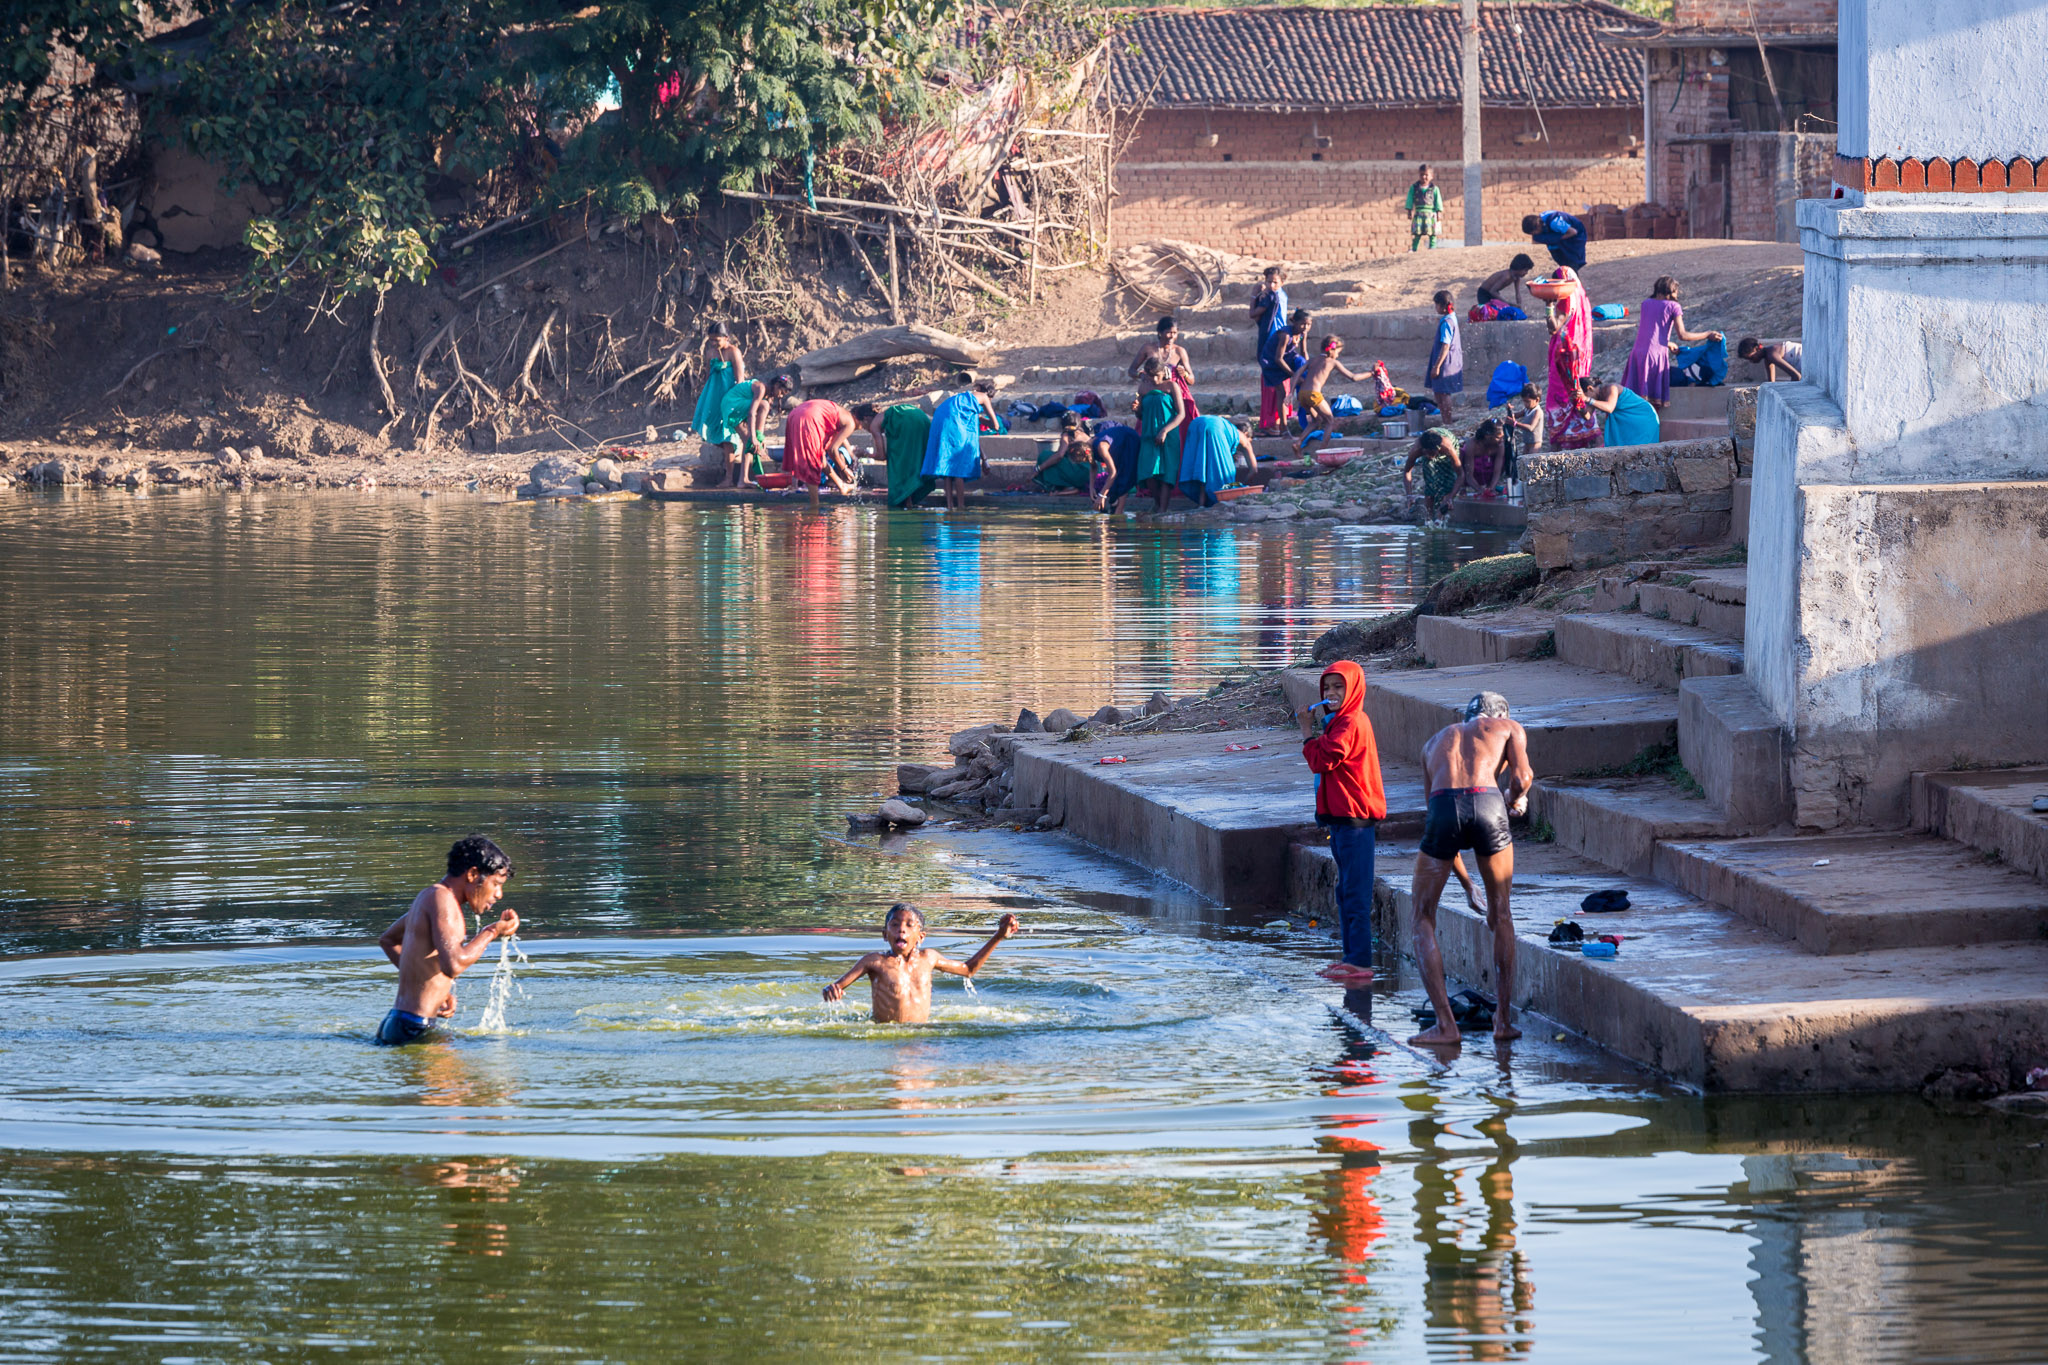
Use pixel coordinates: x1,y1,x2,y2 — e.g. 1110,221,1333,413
448,835,513,880
1510,253,1534,272
885,902,925,932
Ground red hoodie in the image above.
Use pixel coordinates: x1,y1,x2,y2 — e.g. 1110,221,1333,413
1302,660,1387,823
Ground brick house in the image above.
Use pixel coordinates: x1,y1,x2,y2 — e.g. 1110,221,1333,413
1606,0,1838,241
1106,2,1655,261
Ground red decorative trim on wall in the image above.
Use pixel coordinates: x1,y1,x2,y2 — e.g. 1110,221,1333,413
1835,153,2048,192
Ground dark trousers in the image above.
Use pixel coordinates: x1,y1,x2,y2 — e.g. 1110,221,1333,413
1329,823,1378,966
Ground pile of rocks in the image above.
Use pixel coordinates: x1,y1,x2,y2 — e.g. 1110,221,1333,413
1167,457,1412,528
875,691,1195,828
523,448,702,500
12,446,294,493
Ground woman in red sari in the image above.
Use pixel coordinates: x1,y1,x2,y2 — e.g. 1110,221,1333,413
1536,267,1600,449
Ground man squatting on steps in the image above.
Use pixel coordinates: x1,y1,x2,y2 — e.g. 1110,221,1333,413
1409,693,1534,1046
374,835,521,1045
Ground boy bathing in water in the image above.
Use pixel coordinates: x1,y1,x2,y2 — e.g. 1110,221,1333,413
374,836,521,1045
1293,336,1364,453
823,903,1021,1023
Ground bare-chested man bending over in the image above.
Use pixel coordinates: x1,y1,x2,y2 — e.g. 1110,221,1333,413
374,835,521,1045
1408,693,1534,1047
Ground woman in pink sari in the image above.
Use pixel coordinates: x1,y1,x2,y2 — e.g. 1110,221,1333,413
1537,267,1601,449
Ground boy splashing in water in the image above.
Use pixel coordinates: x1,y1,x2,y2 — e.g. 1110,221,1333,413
823,903,1020,1023
374,835,521,1045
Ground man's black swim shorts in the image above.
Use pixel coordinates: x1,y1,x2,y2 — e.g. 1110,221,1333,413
375,1009,437,1046
1419,787,1513,860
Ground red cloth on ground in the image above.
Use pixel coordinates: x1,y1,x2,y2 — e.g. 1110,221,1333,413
782,399,843,485
1302,660,1387,822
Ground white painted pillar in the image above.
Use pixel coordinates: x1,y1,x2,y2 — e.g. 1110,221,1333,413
1461,0,1482,246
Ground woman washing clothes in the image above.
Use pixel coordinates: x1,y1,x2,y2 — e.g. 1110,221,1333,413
782,398,860,511
853,399,934,509
1454,419,1507,500
1622,276,1722,409
1401,427,1463,523
1579,377,1662,448
1177,414,1254,508
920,379,1001,512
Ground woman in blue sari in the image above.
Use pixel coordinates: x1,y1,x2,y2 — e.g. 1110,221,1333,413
1177,414,1249,507
920,378,1000,512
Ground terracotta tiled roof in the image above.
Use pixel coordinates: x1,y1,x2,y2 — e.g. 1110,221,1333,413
1109,2,1655,112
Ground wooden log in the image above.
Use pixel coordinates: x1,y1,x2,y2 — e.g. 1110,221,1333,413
792,324,990,388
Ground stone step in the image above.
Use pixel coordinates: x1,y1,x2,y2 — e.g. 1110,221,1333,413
1530,776,1739,878
1660,417,1729,441
1914,769,2048,882
1553,612,1744,688
1415,611,1556,668
1290,832,2048,1093
1010,730,1430,911
1679,675,1791,831
1655,832,2048,955
1281,660,1678,777
1635,580,1746,638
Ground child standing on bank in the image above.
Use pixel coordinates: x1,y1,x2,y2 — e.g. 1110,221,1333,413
1426,289,1463,421
1404,165,1444,252
1299,660,1386,988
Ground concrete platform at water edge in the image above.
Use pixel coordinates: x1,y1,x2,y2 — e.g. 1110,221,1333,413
1011,726,2048,1094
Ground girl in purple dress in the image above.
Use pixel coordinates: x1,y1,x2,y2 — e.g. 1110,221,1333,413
1622,276,1723,407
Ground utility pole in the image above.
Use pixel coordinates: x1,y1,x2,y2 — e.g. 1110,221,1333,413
1462,0,1483,246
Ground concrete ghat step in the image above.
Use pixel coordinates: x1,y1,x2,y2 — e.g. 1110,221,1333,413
1288,836,2048,1093
1415,611,1556,668
1283,661,1677,777
1531,777,1741,878
1635,581,1746,639
1553,612,1743,688
1009,730,1430,911
1914,769,2048,882
1655,832,2048,954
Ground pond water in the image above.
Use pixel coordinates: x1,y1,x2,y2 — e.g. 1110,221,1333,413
1,491,2044,1363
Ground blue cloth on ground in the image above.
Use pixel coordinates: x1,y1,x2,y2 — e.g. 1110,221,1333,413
1485,361,1528,408
1670,335,1729,387
1492,304,1528,321
1176,414,1240,507
1331,394,1364,416
1592,303,1628,322
921,391,984,480
1378,403,1407,418
1602,386,1662,447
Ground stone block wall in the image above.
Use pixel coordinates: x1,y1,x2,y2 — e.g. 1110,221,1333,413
1114,107,1644,261
1521,437,1738,570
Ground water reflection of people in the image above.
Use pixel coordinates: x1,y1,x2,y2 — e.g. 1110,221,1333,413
1315,1028,1389,1355
401,1158,521,1258
1411,1104,1533,1359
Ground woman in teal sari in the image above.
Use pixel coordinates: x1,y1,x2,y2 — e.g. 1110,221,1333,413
1134,356,1186,514
1176,413,1248,507
692,322,746,445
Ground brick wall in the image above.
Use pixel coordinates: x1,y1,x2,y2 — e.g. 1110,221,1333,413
1114,106,1645,260
1672,0,1835,25
1727,131,1836,241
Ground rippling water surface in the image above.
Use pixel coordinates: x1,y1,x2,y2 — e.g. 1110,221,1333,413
0,491,2043,1363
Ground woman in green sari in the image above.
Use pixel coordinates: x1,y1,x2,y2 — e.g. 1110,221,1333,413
692,322,746,445
853,400,936,508
1133,356,1186,514
716,372,793,488
1400,426,1463,522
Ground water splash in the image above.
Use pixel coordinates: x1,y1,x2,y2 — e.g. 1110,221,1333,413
962,976,979,999
475,935,529,1033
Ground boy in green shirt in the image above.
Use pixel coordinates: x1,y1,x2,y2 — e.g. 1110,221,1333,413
1404,165,1444,251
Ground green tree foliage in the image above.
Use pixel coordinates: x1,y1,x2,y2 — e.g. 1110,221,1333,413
526,0,948,220
2,0,148,134
163,0,519,304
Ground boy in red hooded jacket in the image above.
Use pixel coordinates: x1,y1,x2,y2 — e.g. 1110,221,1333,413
1299,660,1386,986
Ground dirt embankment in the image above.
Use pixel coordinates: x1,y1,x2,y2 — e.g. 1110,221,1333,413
0,232,1801,492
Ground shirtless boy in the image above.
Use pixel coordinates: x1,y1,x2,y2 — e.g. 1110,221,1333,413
1408,693,1534,1047
1293,337,1364,452
823,904,1021,1023
374,836,521,1045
